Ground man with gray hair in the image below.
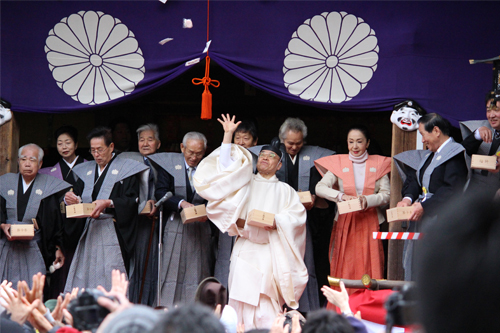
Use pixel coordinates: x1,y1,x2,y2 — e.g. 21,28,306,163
250,117,336,310
149,131,214,307
119,123,163,305
0,143,70,290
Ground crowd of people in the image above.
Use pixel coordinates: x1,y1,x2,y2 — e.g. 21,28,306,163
1,92,500,332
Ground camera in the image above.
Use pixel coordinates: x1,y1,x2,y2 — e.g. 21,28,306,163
68,289,114,332
385,284,418,332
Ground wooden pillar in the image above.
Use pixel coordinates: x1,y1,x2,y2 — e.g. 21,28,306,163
0,113,20,176
388,123,417,280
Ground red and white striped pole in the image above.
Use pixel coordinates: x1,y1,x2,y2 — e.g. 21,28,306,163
373,232,421,240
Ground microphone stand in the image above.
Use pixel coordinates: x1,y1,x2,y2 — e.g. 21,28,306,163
153,191,171,307
157,203,163,307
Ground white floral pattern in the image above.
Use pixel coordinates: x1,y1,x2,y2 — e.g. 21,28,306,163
7,190,14,196
283,11,379,103
45,11,145,105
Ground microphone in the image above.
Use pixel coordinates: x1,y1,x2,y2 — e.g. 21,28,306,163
155,191,173,208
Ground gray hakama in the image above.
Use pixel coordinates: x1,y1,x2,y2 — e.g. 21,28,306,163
119,152,159,305
148,153,213,307
0,173,70,287
64,158,147,292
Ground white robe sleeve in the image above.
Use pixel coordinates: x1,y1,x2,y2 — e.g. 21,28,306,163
315,171,342,202
270,186,308,309
194,144,253,236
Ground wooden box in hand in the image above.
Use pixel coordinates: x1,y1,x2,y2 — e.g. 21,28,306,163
140,201,153,215
386,206,413,223
181,204,207,224
247,209,275,228
66,203,96,218
471,154,497,171
337,198,362,215
297,191,313,205
10,224,35,240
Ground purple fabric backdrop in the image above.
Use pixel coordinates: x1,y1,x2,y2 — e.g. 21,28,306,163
1,1,498,125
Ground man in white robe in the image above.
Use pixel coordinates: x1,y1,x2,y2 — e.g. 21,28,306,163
194,114,308,329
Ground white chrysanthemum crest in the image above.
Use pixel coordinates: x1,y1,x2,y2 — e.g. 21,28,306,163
45,10,145,105
283,11,379,103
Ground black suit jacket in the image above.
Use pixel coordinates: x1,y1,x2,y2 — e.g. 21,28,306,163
402,153,468,217
154,166,195,213
461,132,484,157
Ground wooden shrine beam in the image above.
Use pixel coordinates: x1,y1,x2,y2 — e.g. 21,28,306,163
388,123,417,280
0,113,20,176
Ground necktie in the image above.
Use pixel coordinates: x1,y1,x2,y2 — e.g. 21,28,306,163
144,159,154,199
188,167,194,191
489,130,500,155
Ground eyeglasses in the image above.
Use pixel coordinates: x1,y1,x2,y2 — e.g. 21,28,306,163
259,152,277,159
89,146,109,155
184,150,204,158
19,156,38,163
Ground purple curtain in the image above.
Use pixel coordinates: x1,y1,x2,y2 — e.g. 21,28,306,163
1,1,498,126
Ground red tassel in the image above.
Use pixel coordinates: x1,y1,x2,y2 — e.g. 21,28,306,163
201,88,212,120
192,56,219,120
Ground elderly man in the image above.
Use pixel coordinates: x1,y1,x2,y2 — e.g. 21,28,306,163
149,131,213,307
120,123,163,305
63,127,147,293
250,117,335,310
395,113,468,281
461,91,500,194
0,144,70,288
195,114,307,329
214,119,260,289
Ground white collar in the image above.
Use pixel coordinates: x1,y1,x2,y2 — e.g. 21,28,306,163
22,176,35,193
63,155,79,168
97,153,115,176
289,154,297,164
436,137,452,153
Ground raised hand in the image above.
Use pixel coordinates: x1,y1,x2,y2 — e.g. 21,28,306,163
51,292,74,323
1,282,40,326
218,114,241,133
22,273,47,314
28,308,54,332
218,114,241,144
97,292,131,313
321,281,350,313
97,269,128,297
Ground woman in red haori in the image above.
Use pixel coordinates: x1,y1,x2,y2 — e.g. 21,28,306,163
315,125,390,301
